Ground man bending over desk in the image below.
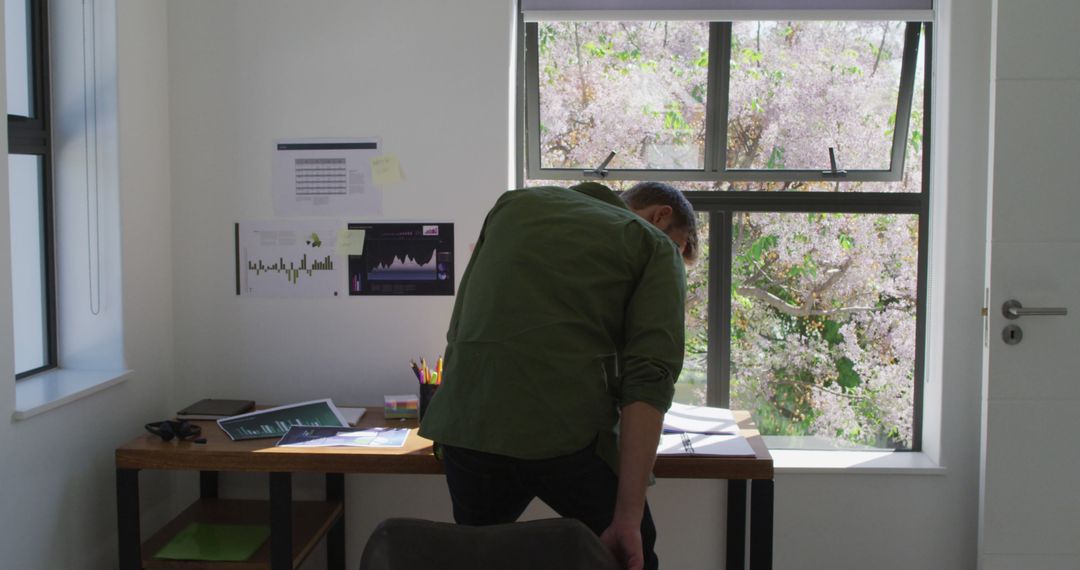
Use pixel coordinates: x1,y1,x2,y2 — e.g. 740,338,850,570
419,181,696,570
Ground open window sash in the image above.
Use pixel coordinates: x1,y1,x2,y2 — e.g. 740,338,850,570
524,21,922,184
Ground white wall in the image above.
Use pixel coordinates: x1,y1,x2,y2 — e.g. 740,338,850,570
0,0,995,567
167,0,510,407
0,1,175,569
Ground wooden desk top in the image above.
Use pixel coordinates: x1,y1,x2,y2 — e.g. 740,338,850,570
116,408,772,480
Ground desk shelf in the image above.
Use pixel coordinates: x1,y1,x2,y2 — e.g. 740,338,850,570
140,499,342,570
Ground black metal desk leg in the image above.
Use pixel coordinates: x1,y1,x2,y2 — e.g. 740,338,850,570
200,471,219,499
749,479,774,570
269,472,294,570
326,473,345,570
726,479,747,570
116,468,141,570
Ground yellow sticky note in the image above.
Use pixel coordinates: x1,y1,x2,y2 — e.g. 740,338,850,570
371,155,403,186
336,229,366,256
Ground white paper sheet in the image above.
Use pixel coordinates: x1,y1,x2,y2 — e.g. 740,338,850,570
663,402,739,435
273,138,383,216
237,220,346,298
657,432,756,457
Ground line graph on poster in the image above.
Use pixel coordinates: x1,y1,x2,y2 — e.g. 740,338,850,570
347,223,454,296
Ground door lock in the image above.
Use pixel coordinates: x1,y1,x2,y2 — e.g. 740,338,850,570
999,299,1068,346
1002,324,1023,345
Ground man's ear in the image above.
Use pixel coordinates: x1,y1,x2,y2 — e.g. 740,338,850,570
648,205,674,226
632,204,675,228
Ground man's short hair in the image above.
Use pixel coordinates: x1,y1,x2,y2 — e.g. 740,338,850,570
620,182,698,263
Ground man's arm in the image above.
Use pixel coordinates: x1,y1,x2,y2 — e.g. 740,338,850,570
600,401,664,570
603,227,685,568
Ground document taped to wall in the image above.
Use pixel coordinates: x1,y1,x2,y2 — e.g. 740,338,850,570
235,220,347,297
272,137,383,217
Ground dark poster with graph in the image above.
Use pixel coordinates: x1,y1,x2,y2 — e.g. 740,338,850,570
347,223,454,296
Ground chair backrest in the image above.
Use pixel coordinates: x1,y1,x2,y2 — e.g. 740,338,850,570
358,517,621,570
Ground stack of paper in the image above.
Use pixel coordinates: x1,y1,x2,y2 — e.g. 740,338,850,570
276,426,408,448
658,403,755,457
663,402,740,434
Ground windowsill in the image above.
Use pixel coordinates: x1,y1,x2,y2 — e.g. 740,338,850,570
13,368,132,421
771,449,945,475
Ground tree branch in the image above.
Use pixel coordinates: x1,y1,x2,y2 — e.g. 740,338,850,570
767,378,870,401
871,23,888,77
736,285,875,317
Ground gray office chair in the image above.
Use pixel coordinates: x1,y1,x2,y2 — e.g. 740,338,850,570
358,517,621,570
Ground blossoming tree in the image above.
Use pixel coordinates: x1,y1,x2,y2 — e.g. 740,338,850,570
533,20,923,448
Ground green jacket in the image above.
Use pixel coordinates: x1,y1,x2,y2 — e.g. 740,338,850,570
418,183,685,469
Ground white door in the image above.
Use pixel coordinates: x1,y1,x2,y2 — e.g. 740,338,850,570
979,1,1080,568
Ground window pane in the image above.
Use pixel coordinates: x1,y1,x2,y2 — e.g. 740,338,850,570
4,0,33,118
675,212,709,405
727,21,907,172
9,154,48,374
853,28,925,194
536,21,708,171
730,212,917,450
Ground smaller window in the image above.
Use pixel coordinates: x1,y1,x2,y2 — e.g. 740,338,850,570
8,155,49,374
535,21,710,172
5,0,34,118
727,21,908,172
7,0,55,379
525,20,921,184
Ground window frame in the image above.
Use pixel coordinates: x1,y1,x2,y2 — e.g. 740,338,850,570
525,21,921,183
8,0,57,379
518,16,932,452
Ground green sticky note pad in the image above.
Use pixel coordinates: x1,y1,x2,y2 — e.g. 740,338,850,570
154,522,270,562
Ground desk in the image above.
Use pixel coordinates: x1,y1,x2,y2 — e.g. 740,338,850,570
116,409,772,569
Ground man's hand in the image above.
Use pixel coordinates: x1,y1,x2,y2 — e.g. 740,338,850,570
605,401,664,570
600,518,645,570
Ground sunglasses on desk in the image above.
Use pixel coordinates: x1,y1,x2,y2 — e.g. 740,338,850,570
144,420,202,442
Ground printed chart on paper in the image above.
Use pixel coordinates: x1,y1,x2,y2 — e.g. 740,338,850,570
237,220,345,298
272,138,383,217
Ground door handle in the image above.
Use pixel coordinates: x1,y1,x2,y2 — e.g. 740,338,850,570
1002,299,1068,320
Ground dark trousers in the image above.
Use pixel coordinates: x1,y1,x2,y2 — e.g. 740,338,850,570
441,442,659,570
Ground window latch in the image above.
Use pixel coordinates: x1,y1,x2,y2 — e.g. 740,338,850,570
822,147,847,178
583,151,616,179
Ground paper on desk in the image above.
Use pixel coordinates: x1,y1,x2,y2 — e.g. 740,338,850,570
276,426,408,448
663,402,739,434
336,406,367,426
657,432,756,457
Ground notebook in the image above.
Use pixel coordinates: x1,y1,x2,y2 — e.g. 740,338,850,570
176,398,256,420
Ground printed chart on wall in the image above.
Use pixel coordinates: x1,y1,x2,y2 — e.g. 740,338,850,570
272,138,383,217
347,223,454,296
236,220,345,297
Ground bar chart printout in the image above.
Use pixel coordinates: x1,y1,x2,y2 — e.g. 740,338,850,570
237,220,345,297
217,399,349,441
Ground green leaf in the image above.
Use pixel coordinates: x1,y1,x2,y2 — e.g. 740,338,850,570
747,234,778,262
822,319,844,345
695,50,709,68
836,357,861,390
765,146,785,169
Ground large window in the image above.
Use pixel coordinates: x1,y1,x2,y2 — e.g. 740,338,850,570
6,0,56,378
523,18,930,451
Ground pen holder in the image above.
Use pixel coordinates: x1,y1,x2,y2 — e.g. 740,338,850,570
419,383,439,421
